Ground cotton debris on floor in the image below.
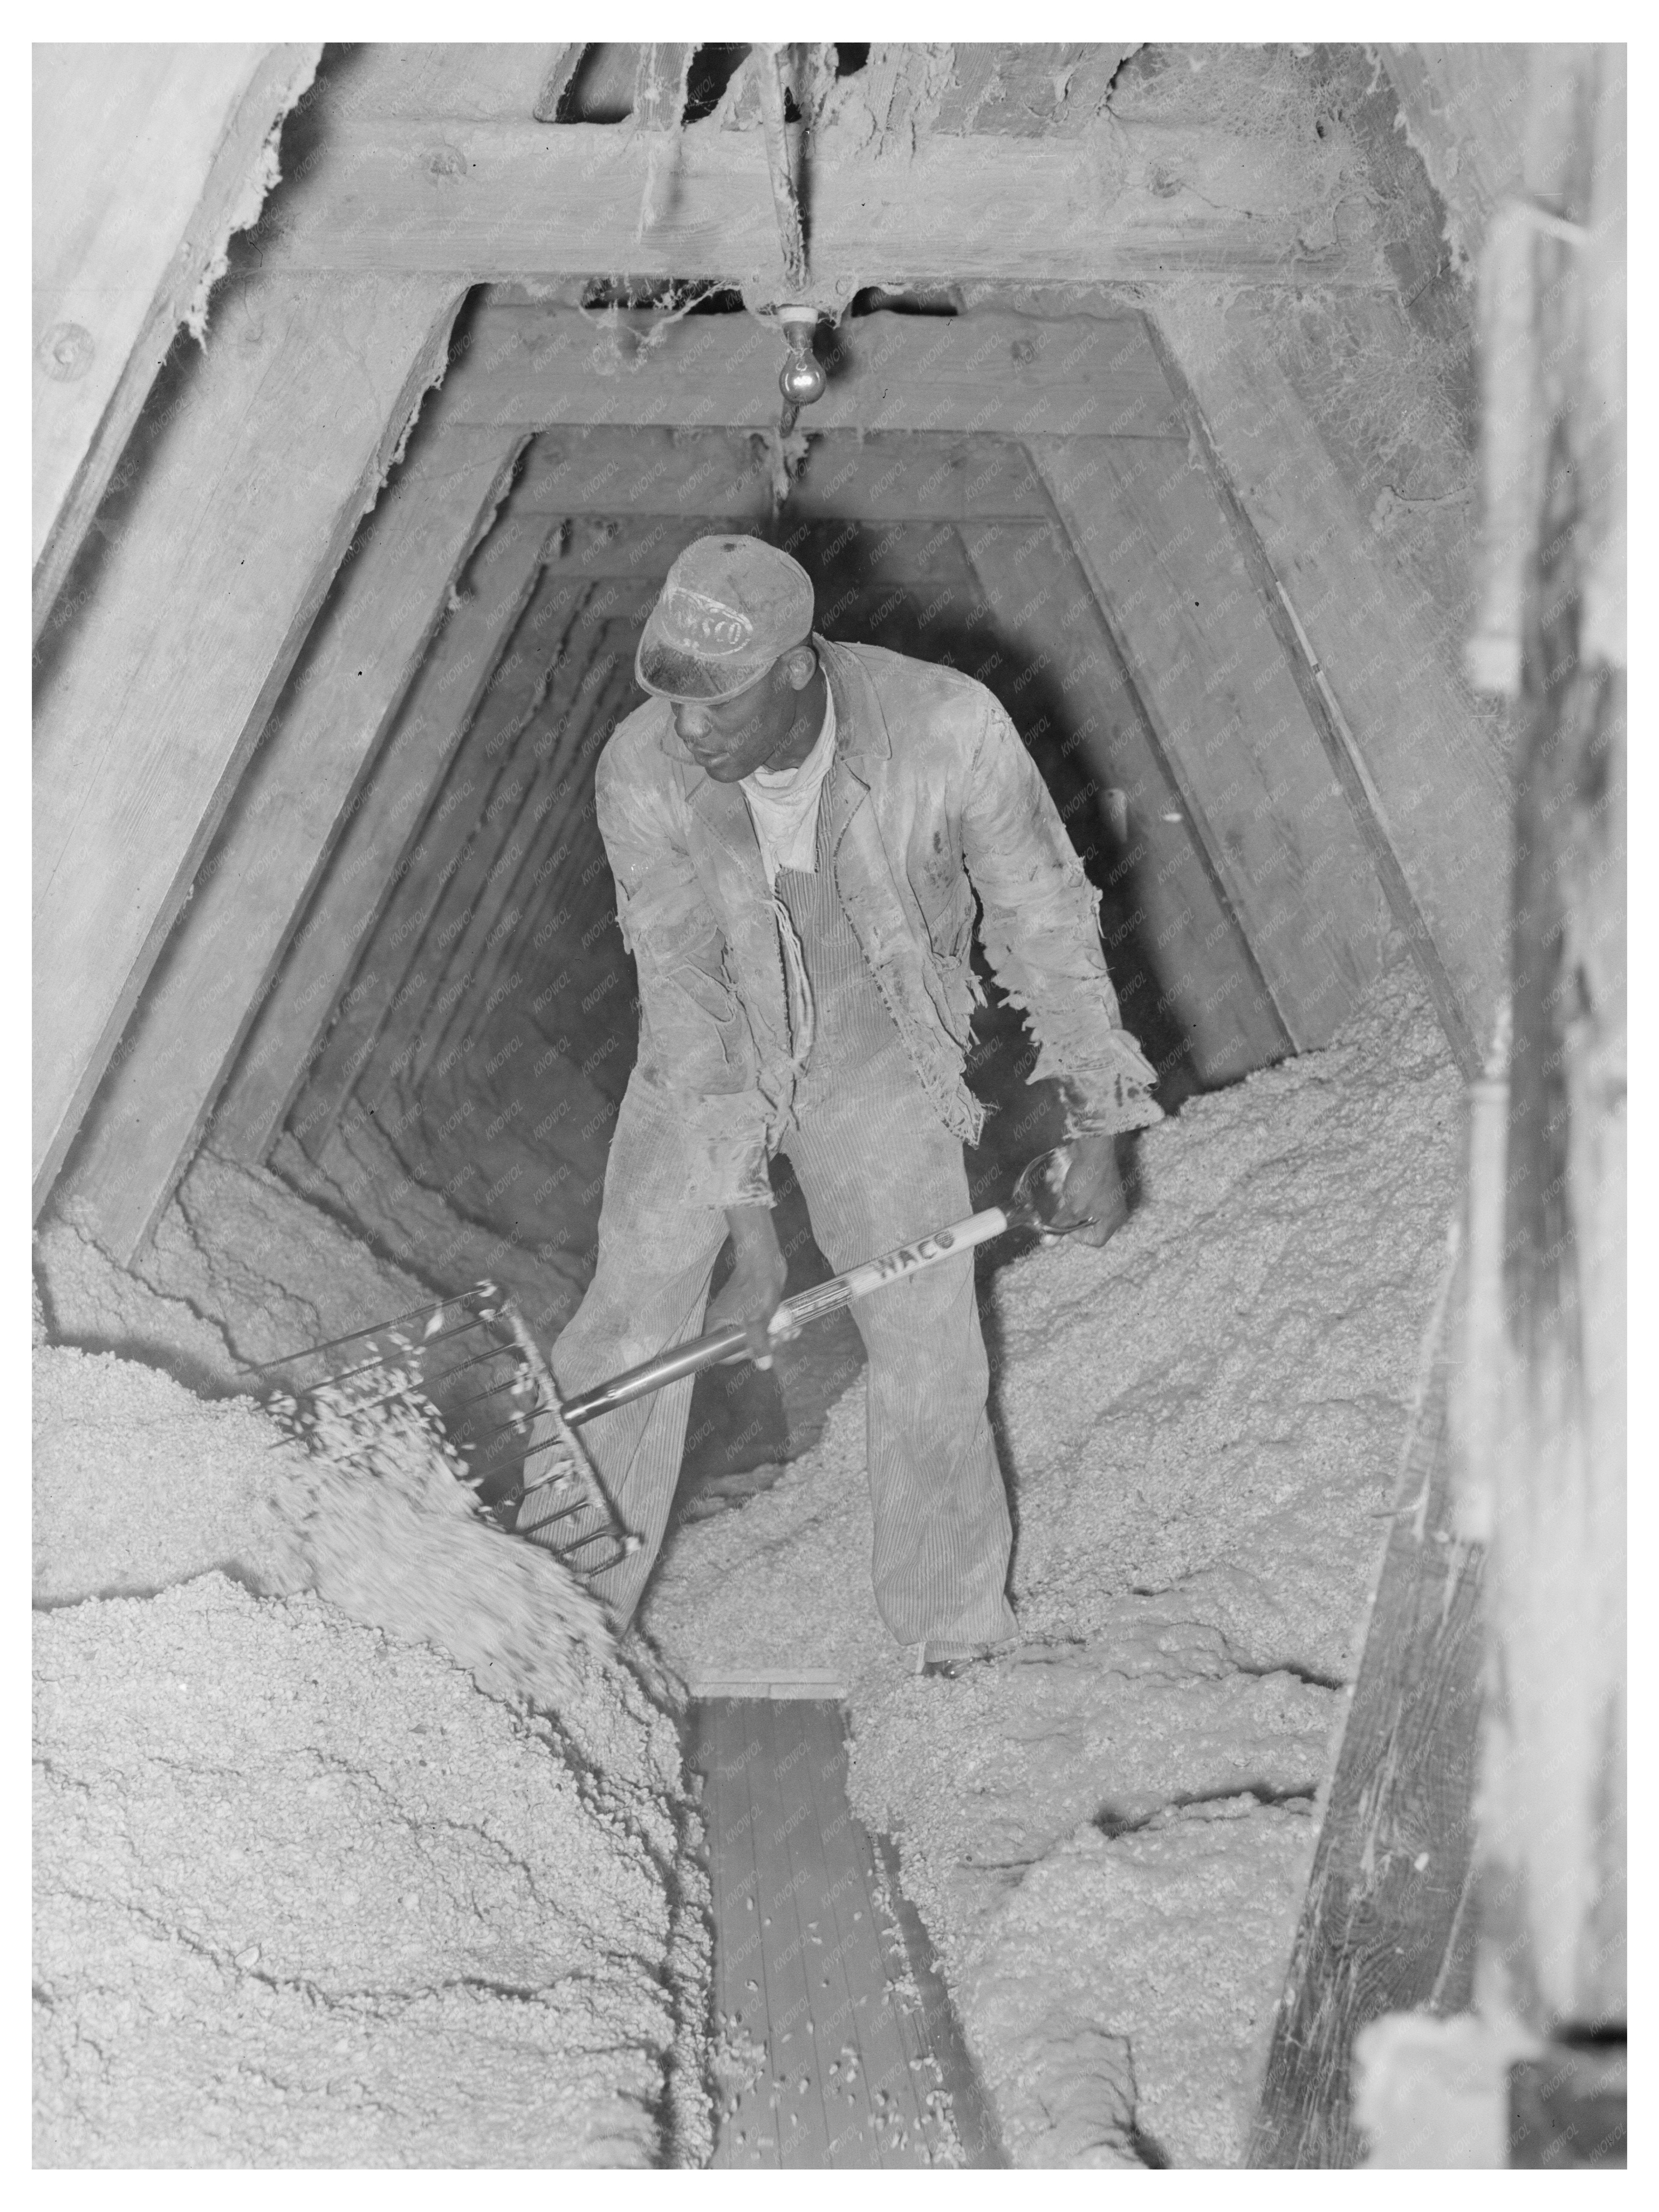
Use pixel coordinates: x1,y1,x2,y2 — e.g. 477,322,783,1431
32,1177,717,2168
640,945,1463,2166
33,1576,703,2166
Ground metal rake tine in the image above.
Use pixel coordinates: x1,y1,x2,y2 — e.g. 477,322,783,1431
242,1283,497,1374
318,1310,497,1391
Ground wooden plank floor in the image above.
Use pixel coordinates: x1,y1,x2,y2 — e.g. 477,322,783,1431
690,1698,1000,2169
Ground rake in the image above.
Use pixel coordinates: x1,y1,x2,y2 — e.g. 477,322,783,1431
249,1143,1100,1592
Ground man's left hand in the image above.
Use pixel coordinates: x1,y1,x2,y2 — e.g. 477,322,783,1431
1057,1133,1128,1247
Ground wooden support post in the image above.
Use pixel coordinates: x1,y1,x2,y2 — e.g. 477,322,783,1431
31,269,465,1215
1032,436,1391,1053
1148,297,1513,1074
960,513,1292,1087
210,505,557,1166
53,421,531,1263
32,42,321,639
1473,41,1626,2039
1249,1287,1485,2167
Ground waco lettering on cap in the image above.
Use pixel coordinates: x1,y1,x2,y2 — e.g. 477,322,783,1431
636,535,815,702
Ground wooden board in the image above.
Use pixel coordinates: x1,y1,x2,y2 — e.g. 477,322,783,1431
442,304,1184,439
210,505,556,1166
400,610,637,1087
434,641,645,1067
1151,296,1513,1071
32,270,464,1215
1248,1325,1485,2167
959,515,1291,1087
1033,435,1391,1053
246,107,1398,289
692,1699,991,2168
343,582,651,1116
54,421,530,1263
32,42,321,636
514,428,1058,521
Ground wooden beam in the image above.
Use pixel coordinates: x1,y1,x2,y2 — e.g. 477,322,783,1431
246,108,1399,289
1146,298,1510,1075
515,427,1059,520
959,515,1292,1087
32,42,321,639
1033,436,1391,1052
54,420,531,1264
32,269,464,1216
1249,1310,1485,2167
209,505,557,1166
444,304,1184,439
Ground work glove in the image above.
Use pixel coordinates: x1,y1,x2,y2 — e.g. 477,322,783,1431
1056,1132,1129,1248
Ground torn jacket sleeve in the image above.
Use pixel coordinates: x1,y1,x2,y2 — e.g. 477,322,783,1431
960,694,1164,1136
593,756,776,1209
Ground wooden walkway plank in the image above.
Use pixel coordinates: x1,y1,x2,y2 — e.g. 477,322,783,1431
743,1700,843,2166
54,420,530,1263
1033,434,1392,1053
226,510,557,1161
33,268,464,1212
32,42,321,637
693,1699,981,2170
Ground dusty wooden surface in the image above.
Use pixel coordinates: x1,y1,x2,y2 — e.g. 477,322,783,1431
211,508,555,1165
57,421,528,1262
1151,294,1512,1072
1248,1330,1485,2167
32,43,320,633
514,429,1057,522
693,1698,997,2168
960,515,1291,1089
1035,435,1390,1054
32,269,463,1211
444,305,1184,440
251,108,1397,289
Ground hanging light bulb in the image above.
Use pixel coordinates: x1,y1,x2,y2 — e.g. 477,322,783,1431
777,311,826,406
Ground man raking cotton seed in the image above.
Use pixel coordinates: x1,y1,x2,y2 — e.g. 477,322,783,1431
539,538,1164,1679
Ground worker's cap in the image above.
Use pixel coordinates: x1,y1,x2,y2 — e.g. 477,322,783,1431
635,536,815,702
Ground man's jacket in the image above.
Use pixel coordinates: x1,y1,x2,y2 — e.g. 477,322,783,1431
594,635,1164,1209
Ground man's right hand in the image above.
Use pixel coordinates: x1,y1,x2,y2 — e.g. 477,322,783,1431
707,1203,788,1368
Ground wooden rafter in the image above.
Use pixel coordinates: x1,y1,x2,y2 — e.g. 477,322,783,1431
32,269,464,1215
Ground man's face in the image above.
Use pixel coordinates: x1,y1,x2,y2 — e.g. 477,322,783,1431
671,656,804,782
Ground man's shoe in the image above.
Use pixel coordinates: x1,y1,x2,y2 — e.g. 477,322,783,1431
918,1638,1018,1680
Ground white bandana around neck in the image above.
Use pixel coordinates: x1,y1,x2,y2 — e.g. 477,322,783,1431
739,685,837,889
